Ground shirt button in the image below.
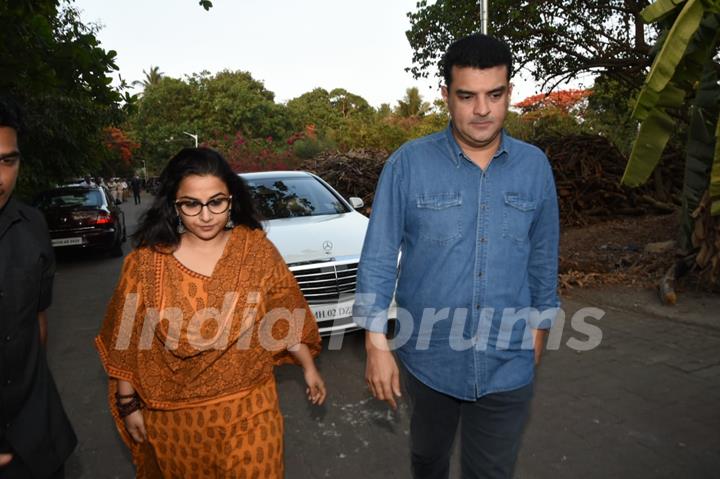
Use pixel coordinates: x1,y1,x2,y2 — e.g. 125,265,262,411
478,271,483,277
4,335,10,342
480,238,487,243
475,304,481,310
5,379,11,386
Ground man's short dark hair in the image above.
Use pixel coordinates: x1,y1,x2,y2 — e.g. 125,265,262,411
442,34,513,86
0,96,22,133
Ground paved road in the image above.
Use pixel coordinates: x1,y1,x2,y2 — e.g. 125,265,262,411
46,195,720,478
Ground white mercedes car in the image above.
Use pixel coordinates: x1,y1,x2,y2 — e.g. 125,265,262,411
240,171,370,336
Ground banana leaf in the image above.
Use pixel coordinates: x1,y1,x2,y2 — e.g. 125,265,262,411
623,7,719,187
633,0,704,120
681,63,719,248
623,109,677,187
642,0,686,23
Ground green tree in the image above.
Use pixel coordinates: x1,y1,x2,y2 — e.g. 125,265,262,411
584,75,641,155
328,88,374,120
286,87,377,151
395,87,431,118
287,88,344,134
134,65,164,89
127,70,293,173
406,0,654,90
126,77,196,173
0,0,123,196
377,103,393,118
187,70,292,140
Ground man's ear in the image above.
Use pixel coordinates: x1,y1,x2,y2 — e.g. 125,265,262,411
441,85,449,102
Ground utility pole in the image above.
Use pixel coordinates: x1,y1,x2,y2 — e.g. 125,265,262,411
479,0,488,34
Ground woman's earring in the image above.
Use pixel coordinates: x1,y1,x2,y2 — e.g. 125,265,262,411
225,216,235,229
177,217,186,234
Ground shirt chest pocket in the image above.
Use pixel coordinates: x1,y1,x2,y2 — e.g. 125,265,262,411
502,193,537,245
413,192,463,244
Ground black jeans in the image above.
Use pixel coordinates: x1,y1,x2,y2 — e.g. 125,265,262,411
403,369,534,479
0,458,64,479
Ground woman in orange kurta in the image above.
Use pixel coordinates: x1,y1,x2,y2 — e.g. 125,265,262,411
96,148,325,478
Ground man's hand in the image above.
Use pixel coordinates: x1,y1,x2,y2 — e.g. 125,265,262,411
0,453,13,467
365,331,402,410
532,328,549,366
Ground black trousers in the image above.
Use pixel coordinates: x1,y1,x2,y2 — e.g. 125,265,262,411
0,458,64,479
403,369,533,479
133,190,141,204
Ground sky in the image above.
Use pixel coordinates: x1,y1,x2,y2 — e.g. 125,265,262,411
73,0,545,109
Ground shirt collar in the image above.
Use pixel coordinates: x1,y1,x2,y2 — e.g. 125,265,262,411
444,122,511,168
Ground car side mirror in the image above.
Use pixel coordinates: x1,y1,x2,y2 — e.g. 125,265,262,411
349,197,364,209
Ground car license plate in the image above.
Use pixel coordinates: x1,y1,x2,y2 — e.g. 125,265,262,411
52,237,83,247
311,300,354,321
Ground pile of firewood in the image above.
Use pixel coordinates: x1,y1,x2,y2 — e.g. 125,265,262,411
301,134,683,227
300,149,388,215
535,134,682,226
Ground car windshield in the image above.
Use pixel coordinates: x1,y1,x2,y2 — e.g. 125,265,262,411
36,189,104,208
245,176,348,219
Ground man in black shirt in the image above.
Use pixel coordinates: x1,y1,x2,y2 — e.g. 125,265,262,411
130,174,142,205
0,100,76,478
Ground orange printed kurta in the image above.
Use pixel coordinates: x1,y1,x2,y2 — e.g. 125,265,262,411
95,226,321,478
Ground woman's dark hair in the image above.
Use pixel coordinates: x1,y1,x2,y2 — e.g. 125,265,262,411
442,33,513,86
133,147,262,250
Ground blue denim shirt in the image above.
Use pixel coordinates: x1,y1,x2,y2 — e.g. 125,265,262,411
353,126,560,400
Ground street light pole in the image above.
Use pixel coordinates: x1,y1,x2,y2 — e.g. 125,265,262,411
479,0,488,34
183,131,199,147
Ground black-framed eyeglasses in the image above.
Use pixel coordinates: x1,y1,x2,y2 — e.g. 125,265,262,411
175,195,232,216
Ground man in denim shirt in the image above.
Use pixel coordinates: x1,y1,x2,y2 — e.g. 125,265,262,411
353,34,559,479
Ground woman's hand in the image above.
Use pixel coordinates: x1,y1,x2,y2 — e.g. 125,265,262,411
304,366,327,405
287,343,327,405
123,409,147,443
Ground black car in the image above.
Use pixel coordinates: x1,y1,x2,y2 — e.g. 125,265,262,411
35,186,127,256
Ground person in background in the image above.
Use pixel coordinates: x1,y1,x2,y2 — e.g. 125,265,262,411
80,175,95,187
354,34,560,479
96,147,326,478
113,178,123,204
0,99,77,477
130,175,142,205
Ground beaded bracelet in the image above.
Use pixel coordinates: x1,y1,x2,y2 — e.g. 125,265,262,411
115,393,143,418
